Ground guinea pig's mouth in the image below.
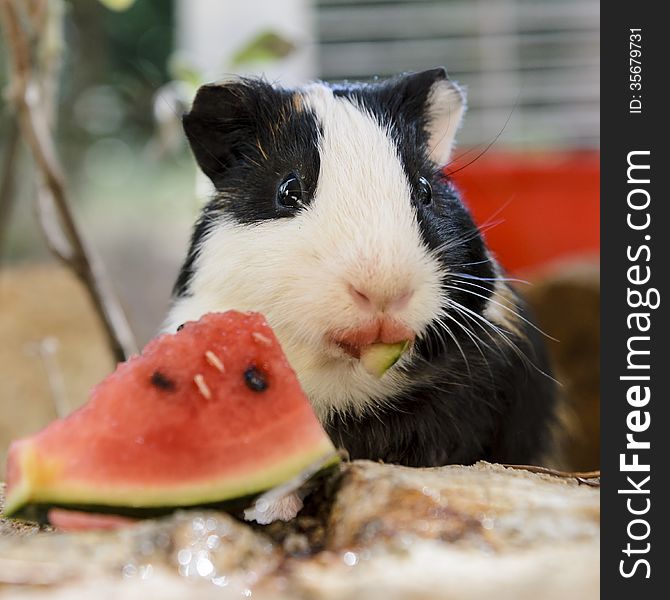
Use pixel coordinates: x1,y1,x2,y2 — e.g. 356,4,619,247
327,318,416,360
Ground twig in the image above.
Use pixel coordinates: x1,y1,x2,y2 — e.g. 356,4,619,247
502,463,601,487
26,337,68,419
0,118,20,256
0,0,137,361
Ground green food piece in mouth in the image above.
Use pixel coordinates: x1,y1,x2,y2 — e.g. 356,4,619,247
360,341,410,378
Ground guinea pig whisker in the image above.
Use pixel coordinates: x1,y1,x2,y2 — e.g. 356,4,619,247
442,284,556,342
431,198,512,259
471,196,515,230
424,317,456,360
438,312,504,390
437,311,496,383
430,218,504,257
448,257,494,269
430,318,472,379
451,279,534,311
422,321,442,359
424,320,502,413
435,229,483,252
430,230,482,256
408,342,467,386
451,279,510,301
444,297,528,364
445,296,558,385
444,134,502,178
434,319,472,379
438,310,492,360
450,279,538,323
449,278,495,294
445,303,513,367
473,218,506,236
451,273,531,286
444,97,518,177
443,286,530,348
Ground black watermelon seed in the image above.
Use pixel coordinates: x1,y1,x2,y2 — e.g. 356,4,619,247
177,323,185,332
244,366,268,392
151,370,176,391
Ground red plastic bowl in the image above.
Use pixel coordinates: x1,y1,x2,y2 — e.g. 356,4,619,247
449,151,600,276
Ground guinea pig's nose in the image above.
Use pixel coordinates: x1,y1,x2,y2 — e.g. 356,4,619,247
348,284,414,313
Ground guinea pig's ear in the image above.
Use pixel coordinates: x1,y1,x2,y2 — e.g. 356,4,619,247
399,67,466,167
182,80,270,186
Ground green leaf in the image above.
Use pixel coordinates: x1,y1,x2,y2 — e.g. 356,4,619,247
231,31,296,67
97,0,137,12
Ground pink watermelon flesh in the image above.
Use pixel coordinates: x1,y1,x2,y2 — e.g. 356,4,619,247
3,311,337,519
47,508,137,532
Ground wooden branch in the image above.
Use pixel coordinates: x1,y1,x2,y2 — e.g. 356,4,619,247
502,463,600,487
0,118,20,256
0,0,138,362
28,337,68,419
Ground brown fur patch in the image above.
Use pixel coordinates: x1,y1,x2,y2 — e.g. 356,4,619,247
483,280,525,339
291,92,304,112
256,139,269,160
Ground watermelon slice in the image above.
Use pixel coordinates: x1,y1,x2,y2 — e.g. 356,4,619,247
3,311,338,520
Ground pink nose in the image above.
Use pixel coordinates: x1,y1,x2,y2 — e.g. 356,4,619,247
349,284,414,312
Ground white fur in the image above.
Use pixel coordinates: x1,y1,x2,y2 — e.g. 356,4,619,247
165,85,448,420
483,258,523,337
424,79,466,167
244,492,303,524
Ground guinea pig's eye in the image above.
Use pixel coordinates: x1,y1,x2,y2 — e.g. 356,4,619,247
417,176,433,206
276,173,305,211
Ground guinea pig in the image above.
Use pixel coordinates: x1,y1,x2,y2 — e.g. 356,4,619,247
164,67,558,469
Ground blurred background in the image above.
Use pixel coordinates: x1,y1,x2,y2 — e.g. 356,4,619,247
0,0,599,474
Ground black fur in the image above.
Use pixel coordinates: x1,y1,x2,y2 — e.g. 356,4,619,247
177,69,557,467
175,79,321,297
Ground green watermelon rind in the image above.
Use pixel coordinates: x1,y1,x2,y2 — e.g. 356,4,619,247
3,437,338,519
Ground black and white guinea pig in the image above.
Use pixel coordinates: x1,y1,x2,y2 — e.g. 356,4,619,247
164,67,558,468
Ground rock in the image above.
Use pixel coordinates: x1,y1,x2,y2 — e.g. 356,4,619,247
0,506,281,598
0,461,599,599
292,461,599,600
